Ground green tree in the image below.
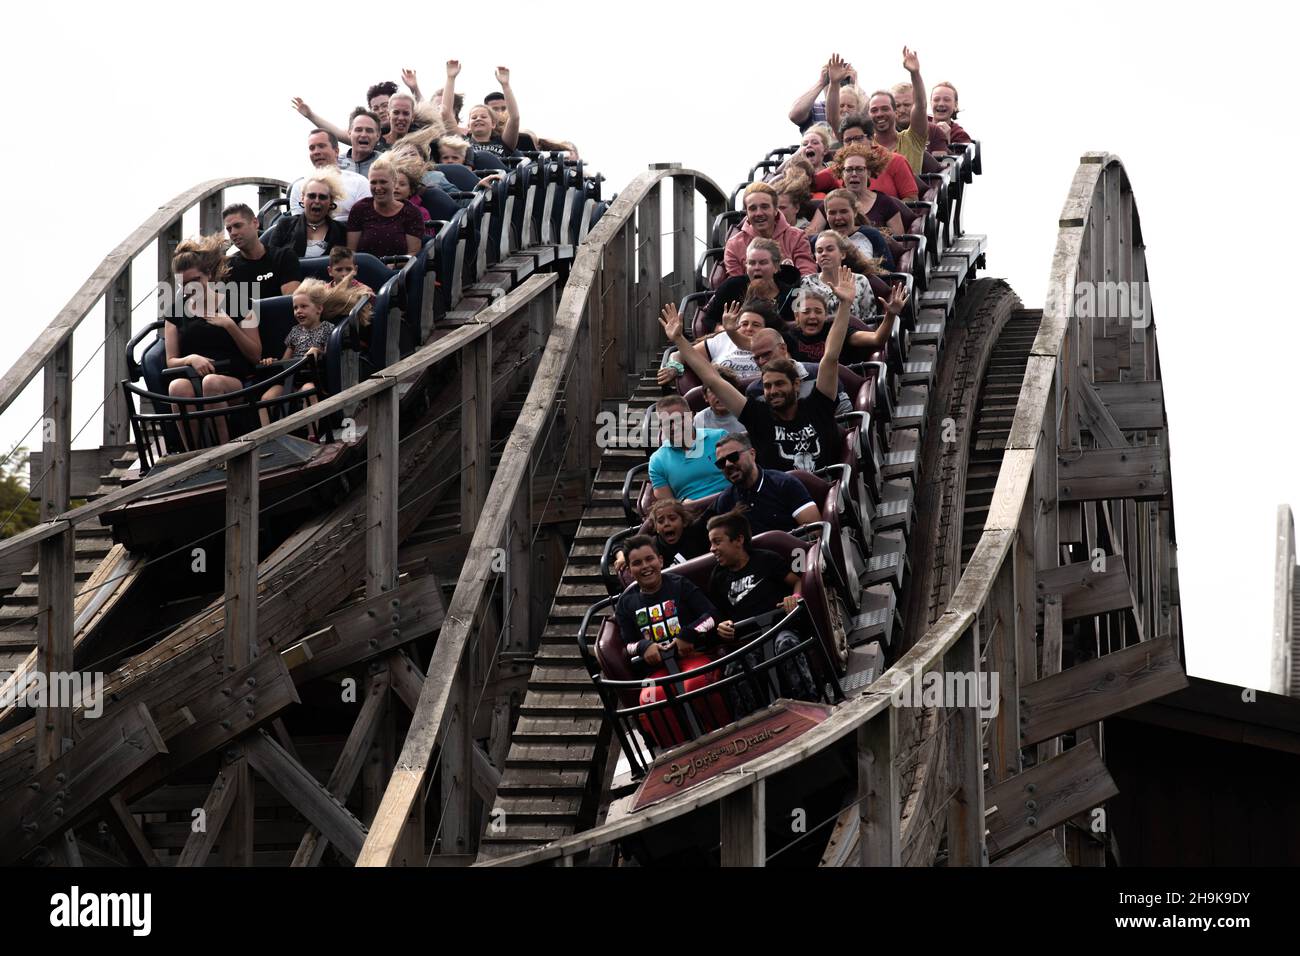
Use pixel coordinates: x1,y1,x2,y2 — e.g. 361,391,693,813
0,449,40,538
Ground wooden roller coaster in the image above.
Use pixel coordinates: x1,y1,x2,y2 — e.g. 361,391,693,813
0,148,1192,868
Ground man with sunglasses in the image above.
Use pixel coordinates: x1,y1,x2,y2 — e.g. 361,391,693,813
287,129,372,222
708,433,820,535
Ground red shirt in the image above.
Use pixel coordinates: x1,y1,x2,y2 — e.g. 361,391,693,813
812,167,841,195
870,152,919,201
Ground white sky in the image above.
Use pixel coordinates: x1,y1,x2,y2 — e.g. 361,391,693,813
0,0,1293,691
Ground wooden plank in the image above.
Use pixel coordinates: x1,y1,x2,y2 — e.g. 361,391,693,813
288,575,445,685
986,739,1116,857
438,663,473,859
460,331,492,529
103,271,133,446
858,708,900,866
944,624,987,866
224,448,259,669
990,827,1070,867
988,556,1020,783
39,343,72,521
1036,555,1133,620
1059,444,1168,502
673,175,696,298
719,778,765,867
1038,595,1063,761
1020,636,1187,746
245,730,368,862
177,762,241,867
35,526,74,769
367,387,399,599
0,702,166,864
123,648,302,800
1096,381,1165,430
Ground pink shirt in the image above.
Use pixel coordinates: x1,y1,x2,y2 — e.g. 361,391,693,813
723,215,816,280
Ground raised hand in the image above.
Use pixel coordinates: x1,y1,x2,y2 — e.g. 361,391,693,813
827,53,847,85
720,300,742,334
446,59,461,78
290,97,311,117
817,62,830,88
878,282,909,316
495,65,511,87
902,46,920,74
401,67,418,90
831,264,858,304
659,303,685,343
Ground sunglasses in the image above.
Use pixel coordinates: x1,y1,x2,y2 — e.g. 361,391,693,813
715,450,745,469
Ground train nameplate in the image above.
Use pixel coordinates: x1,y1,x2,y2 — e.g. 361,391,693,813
631,700,834,811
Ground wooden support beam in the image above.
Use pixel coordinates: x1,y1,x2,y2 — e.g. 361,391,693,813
1036,555,1133,620
124,648,302,801
178,760,241,867
286,575,445,685
224,448,259,669
988,556,1020,783
599,231,629,396
293,666,389,866
39,342,72,521
1059,444,1168,502
986,739,1116,858
438,664,474,860
199,190,225,236
103,269,133,447
460,331,492,528
505,482,532,653
245,730,368,863
101,794,162,867
636,185,663,374
944,624,987,866
989,829,1071,867
36,525,74,768
719,778,766,867
673,175,696,296
1075,381,1128,449
367,387,399,598
0,702,166,864
156,218,182,288
858,707,900,866
1019,635,1187,747
1038,595,1063,762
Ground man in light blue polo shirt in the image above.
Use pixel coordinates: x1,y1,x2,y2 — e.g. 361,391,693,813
648,394,731,503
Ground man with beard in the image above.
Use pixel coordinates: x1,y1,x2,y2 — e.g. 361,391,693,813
867,47,928,174
662,265,862,475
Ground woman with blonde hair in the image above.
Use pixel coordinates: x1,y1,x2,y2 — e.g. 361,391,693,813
165,234,263,446
264,170,349,258
346,154,424,260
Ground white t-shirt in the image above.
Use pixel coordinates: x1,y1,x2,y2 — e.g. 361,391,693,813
288,167,372,222
703,332,759,376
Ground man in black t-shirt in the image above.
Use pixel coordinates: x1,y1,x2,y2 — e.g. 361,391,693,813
661,264,866,474
222,204,302,318
705,510,818,709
